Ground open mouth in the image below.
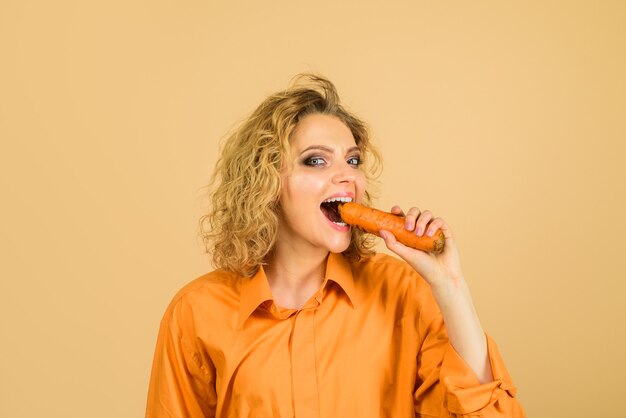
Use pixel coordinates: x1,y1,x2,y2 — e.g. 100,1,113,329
320,197,351,227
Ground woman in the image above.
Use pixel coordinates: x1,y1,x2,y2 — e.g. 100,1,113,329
146,74,525,417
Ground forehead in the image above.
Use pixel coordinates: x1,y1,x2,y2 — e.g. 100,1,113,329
290,113,357,152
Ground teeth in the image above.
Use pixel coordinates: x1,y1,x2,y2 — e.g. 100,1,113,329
333,221,347,226
323,196,353,203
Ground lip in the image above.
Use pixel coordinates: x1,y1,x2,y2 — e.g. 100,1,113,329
324,215,350,232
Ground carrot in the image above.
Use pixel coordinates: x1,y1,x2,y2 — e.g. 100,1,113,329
338,202,445,253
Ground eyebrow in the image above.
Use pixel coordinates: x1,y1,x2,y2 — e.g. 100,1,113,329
299,145,360,155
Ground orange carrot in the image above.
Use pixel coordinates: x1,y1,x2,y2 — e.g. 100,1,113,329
338,202,445,253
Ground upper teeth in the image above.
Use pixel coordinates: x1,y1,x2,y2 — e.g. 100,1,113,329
323,197,353,203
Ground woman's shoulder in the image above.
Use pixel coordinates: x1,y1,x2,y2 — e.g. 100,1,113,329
153,269,245,343
163,268,242,317
344,253,435,320
353,252,419,278
350,252,429,294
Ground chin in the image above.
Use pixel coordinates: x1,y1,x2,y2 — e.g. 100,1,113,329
326,238,352,254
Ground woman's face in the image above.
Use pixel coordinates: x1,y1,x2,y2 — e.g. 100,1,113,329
277,113,367,255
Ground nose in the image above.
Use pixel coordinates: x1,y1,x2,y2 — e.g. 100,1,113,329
331,161,356,184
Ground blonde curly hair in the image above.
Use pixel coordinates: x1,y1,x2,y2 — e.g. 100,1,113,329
200,74,382,277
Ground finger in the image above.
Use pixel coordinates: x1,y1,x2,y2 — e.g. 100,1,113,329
415,210,434,236
425,217,445,237
428,218,456,254
437,219,455,240
379,229,430,267
403,207,421,231
390,205,404,216
379,229,415,259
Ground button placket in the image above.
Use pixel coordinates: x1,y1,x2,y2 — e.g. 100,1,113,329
290,309,319,418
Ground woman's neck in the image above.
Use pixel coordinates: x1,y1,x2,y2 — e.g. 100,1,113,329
264,243,329,309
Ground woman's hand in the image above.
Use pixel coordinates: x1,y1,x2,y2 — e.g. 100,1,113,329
380,205,494,384
379,206,463,293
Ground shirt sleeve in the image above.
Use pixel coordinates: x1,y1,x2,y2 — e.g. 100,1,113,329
414,312,525,417
146,296,217,418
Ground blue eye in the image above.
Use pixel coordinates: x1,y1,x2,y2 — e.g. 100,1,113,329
347,156,362,166
305,157,326,166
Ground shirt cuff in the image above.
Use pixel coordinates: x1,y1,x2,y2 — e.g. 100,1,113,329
440,334,518,415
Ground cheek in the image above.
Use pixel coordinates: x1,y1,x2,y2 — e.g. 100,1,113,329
293,174,326,193
282,174,325,207
356,172,367,200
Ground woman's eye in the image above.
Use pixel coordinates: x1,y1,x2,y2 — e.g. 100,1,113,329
347,156,361,166
303,155,361,167
305,157,326,166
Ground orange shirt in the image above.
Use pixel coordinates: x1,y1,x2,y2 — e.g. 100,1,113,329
146,253,524,417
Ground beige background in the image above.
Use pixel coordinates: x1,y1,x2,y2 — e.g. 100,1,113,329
1,1,625,417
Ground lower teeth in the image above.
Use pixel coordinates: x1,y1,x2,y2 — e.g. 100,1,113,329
333,221,347,227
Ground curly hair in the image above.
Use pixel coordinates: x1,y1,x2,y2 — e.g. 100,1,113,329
200,74,382,277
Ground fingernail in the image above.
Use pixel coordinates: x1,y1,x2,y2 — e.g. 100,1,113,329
405,221,412,230
416,227,423,236
379,231,388,240
427,229,434,237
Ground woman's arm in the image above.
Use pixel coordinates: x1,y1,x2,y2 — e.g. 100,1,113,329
379,206,492,383
146,297,217,417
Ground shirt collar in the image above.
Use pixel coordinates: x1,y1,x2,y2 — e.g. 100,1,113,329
325,252,357,308
238,265,274,328
237,252,357,328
